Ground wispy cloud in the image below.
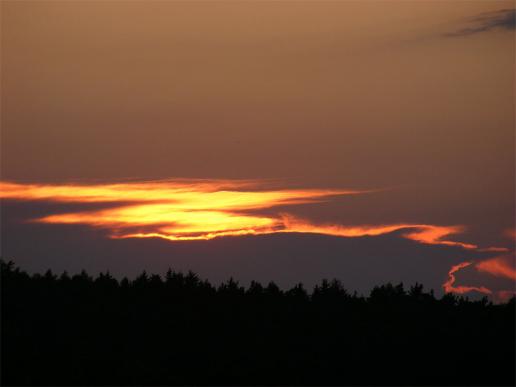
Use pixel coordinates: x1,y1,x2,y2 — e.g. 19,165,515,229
442,254,516,301
2,179,512,300
0,179,369,241
445,8,515,37
0,180,503,251
443,262,492,295
476,255,516,281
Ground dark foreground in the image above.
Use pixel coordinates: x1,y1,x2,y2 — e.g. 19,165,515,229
1,259,515,386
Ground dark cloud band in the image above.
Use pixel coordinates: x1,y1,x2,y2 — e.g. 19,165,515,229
445,8,515,37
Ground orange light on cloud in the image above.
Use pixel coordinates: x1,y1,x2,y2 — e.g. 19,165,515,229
0,180,500,249
443,262,492,295
1,180,367,241
281,215,485,250
0,180,357,207
41,204,283,241
403,226,478,250
442,256,516,301
3,179,514,300
476,255,516,281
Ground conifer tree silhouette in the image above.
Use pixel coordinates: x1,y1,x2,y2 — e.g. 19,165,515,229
1,258,514,386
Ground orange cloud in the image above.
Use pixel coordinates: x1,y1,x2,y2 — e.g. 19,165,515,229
1,180,366,241
0,180,358,206
0,180,502,252
476,255,516,281
442,262,492,295
442,255,516,301
402,226,477,250
4,179,513,301
281,215,490,250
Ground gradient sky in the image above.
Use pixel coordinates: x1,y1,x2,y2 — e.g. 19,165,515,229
1,1,515,300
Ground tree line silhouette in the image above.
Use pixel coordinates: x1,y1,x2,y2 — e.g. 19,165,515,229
1,259,514,385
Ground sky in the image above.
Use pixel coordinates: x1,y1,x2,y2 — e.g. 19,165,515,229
1,1,515,300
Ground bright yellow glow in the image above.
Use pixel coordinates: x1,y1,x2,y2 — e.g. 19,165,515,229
0,180,356,208
3,179,514,299
1,180,365,241
1,180,501,250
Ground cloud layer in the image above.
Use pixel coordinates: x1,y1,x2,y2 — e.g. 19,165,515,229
1,179,514,300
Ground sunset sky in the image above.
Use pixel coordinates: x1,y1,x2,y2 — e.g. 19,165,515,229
1,1,514,300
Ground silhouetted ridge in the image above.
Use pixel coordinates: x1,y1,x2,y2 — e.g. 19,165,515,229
1,259,514,386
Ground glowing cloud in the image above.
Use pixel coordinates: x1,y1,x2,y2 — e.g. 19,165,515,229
476,255,516,281
443,262,492,295
281,215,484,250
1,180,367,241
0,180,497,249
0,180,356,207
3,179,513,301
442,256,516,302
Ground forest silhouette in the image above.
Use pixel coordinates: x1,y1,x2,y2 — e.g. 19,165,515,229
1,259,515,386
